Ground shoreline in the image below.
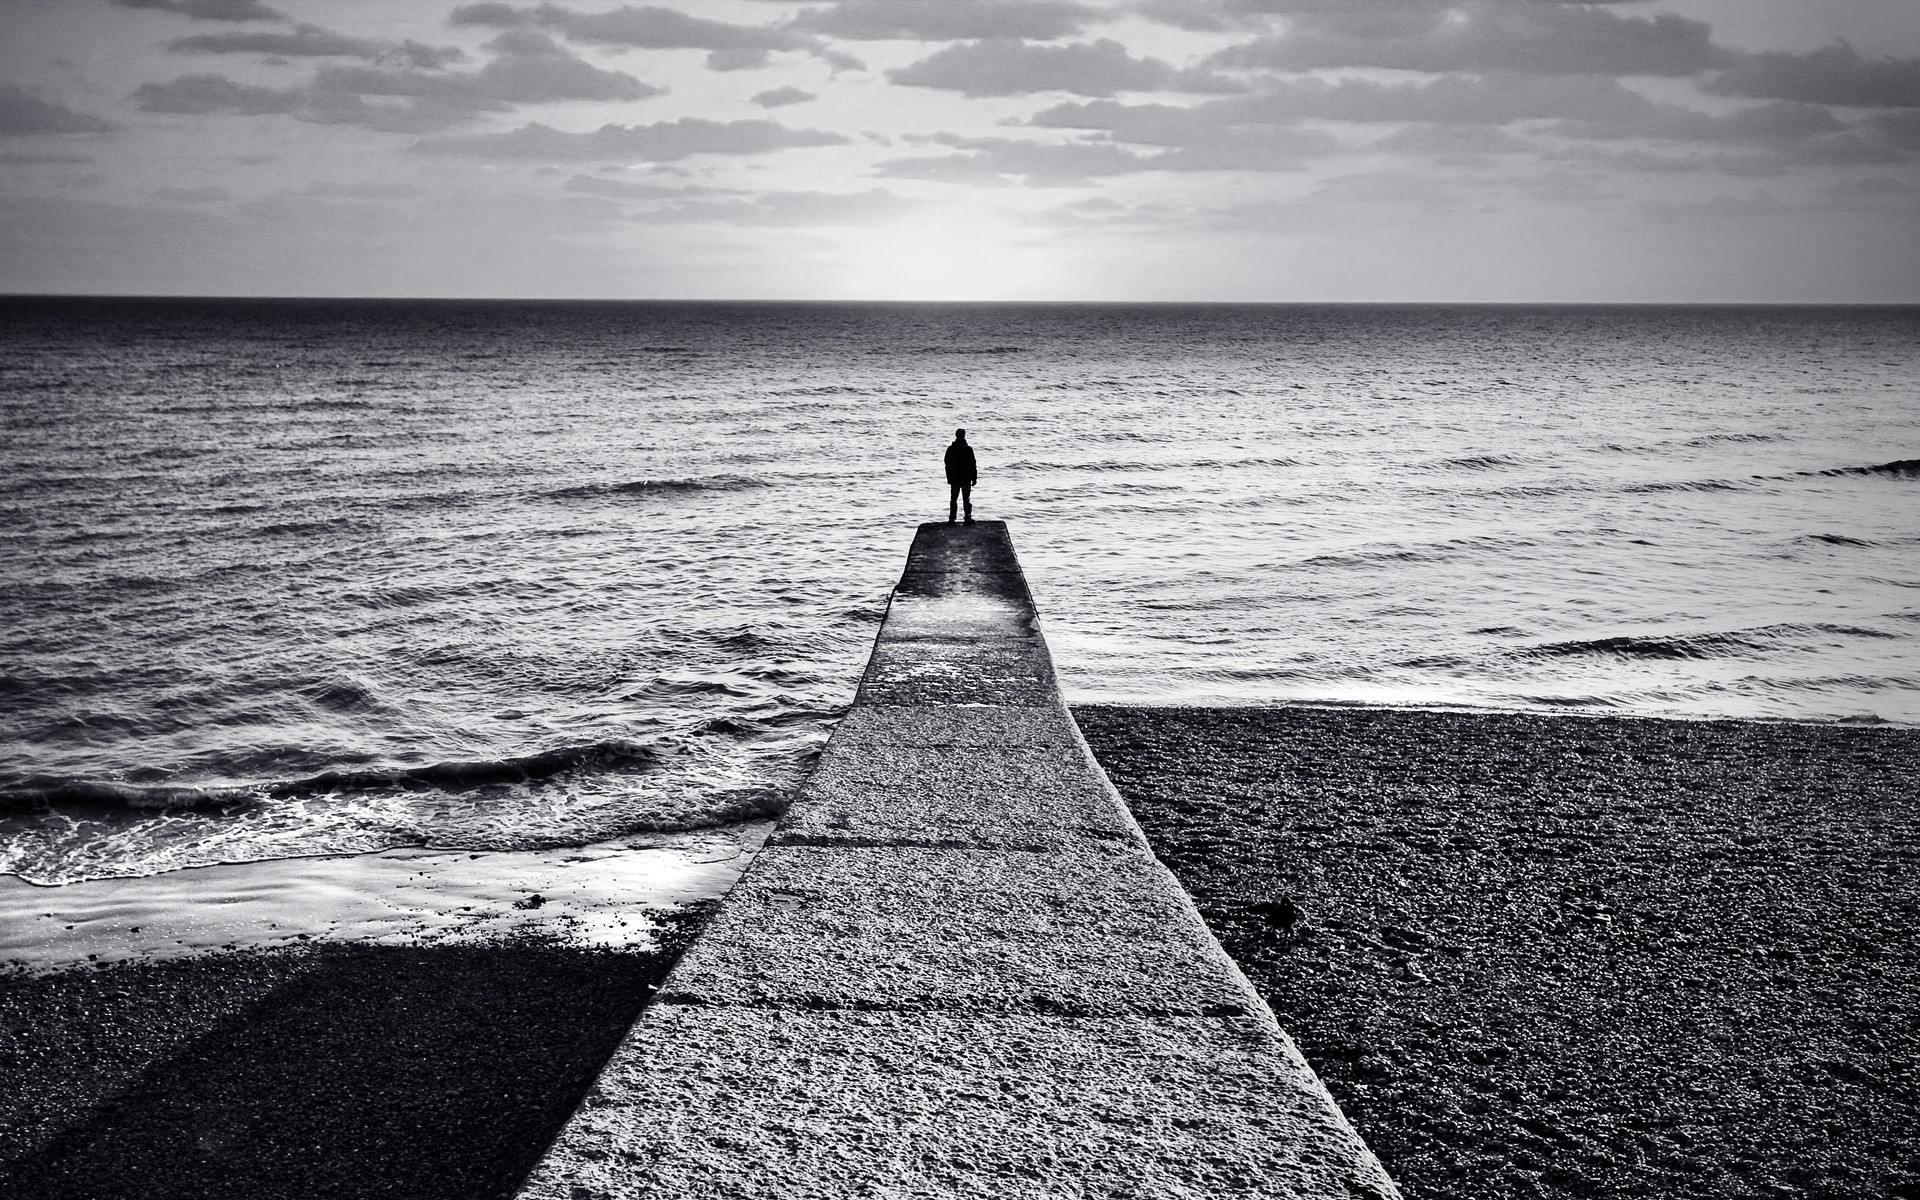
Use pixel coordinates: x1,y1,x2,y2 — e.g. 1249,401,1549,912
0,825,768,975
1061,693,1914,730
6,702,1915,1198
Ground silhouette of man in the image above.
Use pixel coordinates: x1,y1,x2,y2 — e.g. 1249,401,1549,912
944,428,976,524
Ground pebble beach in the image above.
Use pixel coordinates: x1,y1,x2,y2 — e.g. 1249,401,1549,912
6,704,1914,1197
0,910,711,1200
1078,704,1920,1200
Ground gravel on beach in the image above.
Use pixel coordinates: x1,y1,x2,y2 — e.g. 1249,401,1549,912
1075,704,1920,1200
0,907,711,1200
6,706,1915,1200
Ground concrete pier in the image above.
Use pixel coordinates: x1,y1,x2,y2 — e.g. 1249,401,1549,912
517,521,1399,1199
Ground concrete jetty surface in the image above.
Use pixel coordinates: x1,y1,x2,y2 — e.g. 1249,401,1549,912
518,521,1399,1200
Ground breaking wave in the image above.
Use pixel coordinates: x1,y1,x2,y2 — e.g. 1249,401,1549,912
877,345,1030,355
545,474,769,499
1626,458,1917,494
1683,432,1780,446
1802,458,1920,480
1802,533,1878,547
1431,453,1526,470
1517,623,1900,662
0,739,659,815
1624,478,1748,494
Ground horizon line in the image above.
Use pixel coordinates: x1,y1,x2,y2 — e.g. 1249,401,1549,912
6,293,1919,308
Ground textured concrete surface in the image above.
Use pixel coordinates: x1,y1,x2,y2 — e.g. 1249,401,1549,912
831,704,1081,748
858,642,1058,707
659,846,1252,1016
518,521,1398,1199
776,743,1140,850
523,1008,1392,1200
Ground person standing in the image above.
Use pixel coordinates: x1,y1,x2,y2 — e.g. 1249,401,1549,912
944,428,977,524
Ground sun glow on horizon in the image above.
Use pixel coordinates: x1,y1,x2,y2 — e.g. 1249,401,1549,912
831,206,1069,302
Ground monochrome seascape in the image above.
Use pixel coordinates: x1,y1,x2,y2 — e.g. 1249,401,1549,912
4,297,1916,891
2,297,1917,1198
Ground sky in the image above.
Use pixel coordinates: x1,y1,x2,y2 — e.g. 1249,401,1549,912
2,0,1918,301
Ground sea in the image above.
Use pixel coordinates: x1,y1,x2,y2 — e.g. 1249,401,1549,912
2,298,1916,964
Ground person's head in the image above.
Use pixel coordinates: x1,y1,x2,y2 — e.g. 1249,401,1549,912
954,427,967,441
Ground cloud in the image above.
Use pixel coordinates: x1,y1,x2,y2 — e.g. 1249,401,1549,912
751,86,817,108
1644,189,1790,224
169,24,384,57
1206,2,1721,78
0,188,661,297
1547,145,1789,177
887,38,1239,98
135,74,305,116
1134,0,1472,36
788,1,1098,42
1138,128,1338,171
298,180,426,200
112,0,284,20
168,24,468,67
1026,194,1159,227
135,31,663,131
1129,0,1242,35
319,30,657,105
1031,75,1658,138
226,184,631,234
646,187,921,225
1547,99,1846,146
874,133,1148,185
1177,172,1478,234
1864,108,1920,150
1705,43,1920,110
563,173,697,199
1033,75,1896,177
447,2,530,24
560,173,739,199
1764,108,1920,167
0,85,116,134
1545,101,1920,174
390,42,473,71
1820,175,1920,212
414,117,851,161
449,2,831,70
1039,192,1407,238
151,184,231,201
1370,123,1535,159
135,73,465,133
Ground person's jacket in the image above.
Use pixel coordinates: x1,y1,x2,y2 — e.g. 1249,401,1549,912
944,441,977,486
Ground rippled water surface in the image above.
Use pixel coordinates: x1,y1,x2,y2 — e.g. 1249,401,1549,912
3,298,1916,884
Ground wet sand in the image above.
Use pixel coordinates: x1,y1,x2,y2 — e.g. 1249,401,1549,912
1076,705,1920,1200
0,909,710,1200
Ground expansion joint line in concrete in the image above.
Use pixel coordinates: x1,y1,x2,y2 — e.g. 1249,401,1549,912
648,997,1260,1019
515,520,1402,1200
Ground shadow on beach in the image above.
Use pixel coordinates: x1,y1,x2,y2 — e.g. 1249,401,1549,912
1,907,711,1200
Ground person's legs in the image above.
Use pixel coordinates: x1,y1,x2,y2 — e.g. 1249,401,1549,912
948,484,960,523
961,484,973,523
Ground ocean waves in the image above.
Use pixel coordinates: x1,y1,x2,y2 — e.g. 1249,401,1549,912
0,738,658,814
1626,456,1919,494
1514,623,1903,664
5,297,1918,885
543,474,769,500
0,724,810,885
1806,457,1920,479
